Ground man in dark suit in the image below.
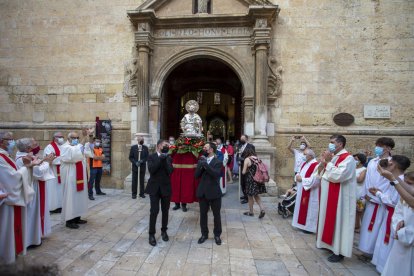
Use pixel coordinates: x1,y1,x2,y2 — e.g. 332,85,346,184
146,139,174,246
129,135,149,199
236,134,255,204
195,142,223,245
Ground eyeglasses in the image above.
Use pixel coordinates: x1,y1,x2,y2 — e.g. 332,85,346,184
71,137,80,139
55,136,64,138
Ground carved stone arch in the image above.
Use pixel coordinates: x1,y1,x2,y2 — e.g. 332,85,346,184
150,47,253,100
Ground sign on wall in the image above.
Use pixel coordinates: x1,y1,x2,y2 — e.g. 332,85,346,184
96,117,112,175
364,105,391,119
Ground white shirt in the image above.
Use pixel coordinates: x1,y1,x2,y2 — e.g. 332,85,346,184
294,149,305,173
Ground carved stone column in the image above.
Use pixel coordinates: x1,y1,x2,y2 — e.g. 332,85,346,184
252,18,271,146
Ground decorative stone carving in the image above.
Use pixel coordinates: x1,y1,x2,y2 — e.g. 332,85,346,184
267,56,283,97
123,58,139,97
198,0,209,13
180,100,203,137
255,18,268,28
138,22,150,32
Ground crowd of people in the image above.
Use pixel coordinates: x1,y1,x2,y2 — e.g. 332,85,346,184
288,135,413,274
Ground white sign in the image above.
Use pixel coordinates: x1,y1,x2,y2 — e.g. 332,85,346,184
364,105,391,119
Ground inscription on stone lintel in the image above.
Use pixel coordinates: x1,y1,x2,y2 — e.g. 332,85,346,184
364,105,391,119
156,27,251,38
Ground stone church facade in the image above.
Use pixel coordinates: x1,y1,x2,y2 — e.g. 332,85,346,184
0,0,413,191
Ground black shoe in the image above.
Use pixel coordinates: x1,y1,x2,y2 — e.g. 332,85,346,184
302,230,313,234
182,205,188,212
66,222,79,229
139,194,146,198
27,242,42,249
149,235,156,246
161,231,169,242
258,210,265,219
96,192,106,195
198,235,208,244
240,196,246,200
89,196,95,200
75,218,87,224
328,254,344,263
214,236,222,245
132,195,137,199
50,208,61,214
240,199,248,204
172,204,180,210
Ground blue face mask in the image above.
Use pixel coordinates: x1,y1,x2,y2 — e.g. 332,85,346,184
374,146,384,157
71,139,79,146
7,140,16,153
328,143,336,153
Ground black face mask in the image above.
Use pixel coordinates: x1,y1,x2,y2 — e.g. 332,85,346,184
202,150,209,157
161,146,169,153
239,140,246,145
139,140,144,145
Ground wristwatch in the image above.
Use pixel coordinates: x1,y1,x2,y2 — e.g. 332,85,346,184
390,179,398,186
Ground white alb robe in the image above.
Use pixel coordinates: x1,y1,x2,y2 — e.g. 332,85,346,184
60,143,88,222
371,175,402,273
292,159,320,233
44,143,63,211
0,148,28,264
382,200,414,276
359,157,390,254
316,149,356,257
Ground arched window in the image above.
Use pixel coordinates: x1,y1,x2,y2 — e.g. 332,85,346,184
193,0,212,14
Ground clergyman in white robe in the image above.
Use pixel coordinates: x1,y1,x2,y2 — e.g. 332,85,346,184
316,149,356,258
0,148,29,264
359,156,390,254
371,175,402,273
382,198,414,276
60,142,88,223
44,141,63,211
292,158,320,233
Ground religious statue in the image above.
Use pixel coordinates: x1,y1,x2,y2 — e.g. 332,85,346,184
123,58,139,97
198,0,209,13
180,100,203,137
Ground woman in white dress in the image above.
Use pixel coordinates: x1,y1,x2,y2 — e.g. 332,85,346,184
353,153,367,233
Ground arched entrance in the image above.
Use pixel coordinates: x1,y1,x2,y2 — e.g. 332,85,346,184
161,57,243,141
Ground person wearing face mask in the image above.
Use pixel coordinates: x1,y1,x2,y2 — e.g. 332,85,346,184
44,132,65,213
85,137,106,200
129,135,149,199
291,149,320,234
353,153,367,233
145,139,174,246
287,135,311,176
195,142,223,245
314,134,356,263
60,131,88,229
168,136,175,145
0,131,39,263
236,134,255,204
359,137,395,258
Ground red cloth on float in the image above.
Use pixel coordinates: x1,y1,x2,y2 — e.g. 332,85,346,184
170,152,200,203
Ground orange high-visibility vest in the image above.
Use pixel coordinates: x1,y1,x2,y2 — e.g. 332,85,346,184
92,148,103,168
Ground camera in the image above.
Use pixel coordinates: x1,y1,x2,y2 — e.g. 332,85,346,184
379,159,388,168
295,136,302,139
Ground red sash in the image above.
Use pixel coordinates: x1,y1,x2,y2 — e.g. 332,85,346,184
384,205,395,244
297,161,319,225
38,180,46,235
50,142,61,184
368,203,379,231
0,154,25,255
0,152,18,170
321,152,350,245
76,161,85,191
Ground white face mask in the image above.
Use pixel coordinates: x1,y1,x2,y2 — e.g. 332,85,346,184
57,137,65,145
95,142,100,147
299,144,306,150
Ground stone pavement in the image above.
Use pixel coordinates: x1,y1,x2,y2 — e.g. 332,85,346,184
17,183,379,276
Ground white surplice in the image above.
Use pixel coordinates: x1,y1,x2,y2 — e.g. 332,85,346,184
292,159,320,233
60,143,88,222
44,143,63,211
359,157,390,254
371,175,402,273
0,148,28,264
316,149,356,257
382,199,414,276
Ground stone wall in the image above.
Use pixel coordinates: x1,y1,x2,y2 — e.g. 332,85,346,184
0,0,413,191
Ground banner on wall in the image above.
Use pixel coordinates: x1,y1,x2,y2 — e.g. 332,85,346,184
95,117,111,175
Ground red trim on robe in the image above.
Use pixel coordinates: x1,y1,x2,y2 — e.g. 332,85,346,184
14,206,23,255
50,142,61,184
297,161,319,226
321,153,350,245
368,203,379,232
38,180,46,235
0,153,18,170
75,161,85,192
384,205,395,244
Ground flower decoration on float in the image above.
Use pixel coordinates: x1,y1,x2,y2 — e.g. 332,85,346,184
168,136,205,157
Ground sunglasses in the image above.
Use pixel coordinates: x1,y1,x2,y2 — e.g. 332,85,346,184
71,137,80,139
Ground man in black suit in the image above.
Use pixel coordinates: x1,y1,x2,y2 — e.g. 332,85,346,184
129,135,149,199
236,134,255,204
146,139,174,246
195,142,223,245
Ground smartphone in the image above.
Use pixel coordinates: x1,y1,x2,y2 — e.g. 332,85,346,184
379,159,388,168
294,136,302,139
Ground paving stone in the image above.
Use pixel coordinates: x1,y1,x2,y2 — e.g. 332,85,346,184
255,259,289,275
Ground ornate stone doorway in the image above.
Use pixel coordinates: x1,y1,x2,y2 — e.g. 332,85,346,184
161,57,243,141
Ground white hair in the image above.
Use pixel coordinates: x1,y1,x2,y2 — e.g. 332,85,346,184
67,132,77,139
53,131,62,138
0,131,12,141
16,138,33,152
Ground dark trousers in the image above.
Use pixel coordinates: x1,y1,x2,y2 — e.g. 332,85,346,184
88,167,103,196
199,197,222,237
240,174,247,198
132,167,146,196
149,189,170,235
